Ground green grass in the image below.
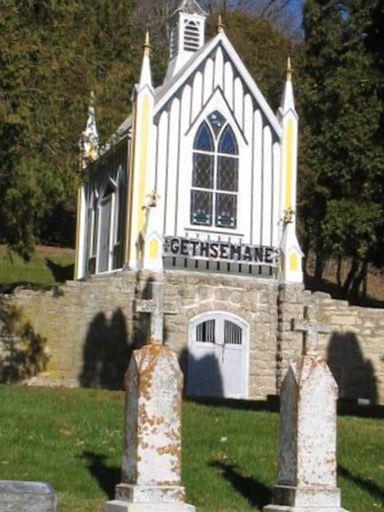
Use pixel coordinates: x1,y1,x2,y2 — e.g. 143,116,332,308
0,246,75,288
0,387,383,512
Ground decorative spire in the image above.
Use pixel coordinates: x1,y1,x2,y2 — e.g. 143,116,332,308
287,56,293,81
139,30,153,88
143,29,150,56
280,57,296,114
80,91,99,167
217,14,224,33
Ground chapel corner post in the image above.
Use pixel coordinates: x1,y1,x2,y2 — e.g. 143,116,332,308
75,92,99,281
278,58,303,285
125,31,162,273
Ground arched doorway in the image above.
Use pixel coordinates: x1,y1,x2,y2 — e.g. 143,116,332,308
187,312,249,399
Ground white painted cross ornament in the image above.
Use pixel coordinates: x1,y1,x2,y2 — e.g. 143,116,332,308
292,305,330,356
135,280,179,344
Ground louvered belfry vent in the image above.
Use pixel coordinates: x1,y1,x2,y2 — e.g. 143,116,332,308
183,20,201,52
165,0,208,79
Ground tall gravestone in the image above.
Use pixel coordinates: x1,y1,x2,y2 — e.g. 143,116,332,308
264,306,349,512
105,280,195,512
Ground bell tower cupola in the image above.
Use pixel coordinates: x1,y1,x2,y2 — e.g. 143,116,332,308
165,0,208,81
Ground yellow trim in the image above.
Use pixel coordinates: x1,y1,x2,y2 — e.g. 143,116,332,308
149,238,159,260
74,187,82,279
124,102,137,264
289,252,299,272
285,119,294,210
136,95,150,234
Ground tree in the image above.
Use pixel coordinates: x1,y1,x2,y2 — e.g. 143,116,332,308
298,0,384,296
0,0,141,257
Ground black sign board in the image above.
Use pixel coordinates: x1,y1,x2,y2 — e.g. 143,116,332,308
163,237,279,266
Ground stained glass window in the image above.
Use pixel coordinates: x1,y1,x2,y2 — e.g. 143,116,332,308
191,190,213,226
191,113,239,229
208,111,226,135
194,122,214,151
219,125,238,154
216,193,237,229
193,153,214,189
217,157,238,192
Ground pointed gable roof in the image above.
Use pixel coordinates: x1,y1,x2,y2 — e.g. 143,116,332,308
154,32,282,137
172,0,208,17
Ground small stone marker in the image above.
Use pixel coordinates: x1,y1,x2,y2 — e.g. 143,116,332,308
105,280,195,512
0,481,57,512
264,306,349,512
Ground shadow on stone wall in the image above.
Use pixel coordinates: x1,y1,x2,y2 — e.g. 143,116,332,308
327,332,378,403
180,347,224,398
80,308,132,390
0,298,49,384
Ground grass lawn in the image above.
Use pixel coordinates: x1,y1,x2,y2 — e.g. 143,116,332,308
0,246,75,289
0,387,383,512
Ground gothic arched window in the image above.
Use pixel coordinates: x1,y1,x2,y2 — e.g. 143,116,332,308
191,112,239,229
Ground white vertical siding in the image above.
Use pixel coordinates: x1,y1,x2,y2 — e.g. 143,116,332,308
243,94,253,142
165,98,180,235
243,95,254,243
203,59,214,105
157,111,168,235
191,71,203,122
224,61,234,109
272,142,281,247
214,47,224,89
262,125,272,246
234,78,244,129
252,110,262,245
176,85,192,234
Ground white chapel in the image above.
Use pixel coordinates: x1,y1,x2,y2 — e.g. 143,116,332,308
74,0,304,400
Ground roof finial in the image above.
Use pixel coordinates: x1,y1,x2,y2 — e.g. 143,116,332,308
217,14,224,33
143,29,150,57
287,56,293,81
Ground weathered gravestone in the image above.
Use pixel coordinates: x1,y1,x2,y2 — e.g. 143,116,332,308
0,481,57,512
264,306,349,512
105,280,195,512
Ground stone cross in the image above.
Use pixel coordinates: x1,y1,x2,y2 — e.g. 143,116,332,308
135,280,179,344
292,305,330,356
264,306,349,512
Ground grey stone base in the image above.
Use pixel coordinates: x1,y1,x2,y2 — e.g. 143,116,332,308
105,500,196,512
272,485,342,508
0,481,57,512
115,484,186,503
264,506,348,512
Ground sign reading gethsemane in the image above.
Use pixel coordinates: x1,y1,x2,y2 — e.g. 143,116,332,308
164,237,279,266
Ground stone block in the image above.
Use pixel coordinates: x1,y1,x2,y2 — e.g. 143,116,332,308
105,500,195,511
0,481,57,512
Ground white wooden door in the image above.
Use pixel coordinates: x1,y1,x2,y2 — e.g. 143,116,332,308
97,195,112,273
187,312,249,399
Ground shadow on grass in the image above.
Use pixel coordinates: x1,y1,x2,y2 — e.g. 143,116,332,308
339,465,384,502
185,396,279,413
209,461,272,508
82,451,120,499
45,258,74,283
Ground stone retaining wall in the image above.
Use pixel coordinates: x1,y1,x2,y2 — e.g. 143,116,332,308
0,271,383,403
